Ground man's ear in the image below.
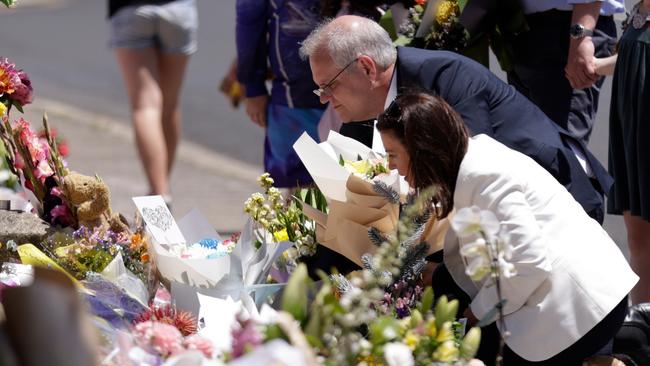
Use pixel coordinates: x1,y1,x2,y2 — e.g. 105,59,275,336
358,55,378,80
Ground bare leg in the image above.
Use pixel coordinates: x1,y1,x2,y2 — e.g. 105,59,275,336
157,51,190,176
623,211,650,304
114,48,168,195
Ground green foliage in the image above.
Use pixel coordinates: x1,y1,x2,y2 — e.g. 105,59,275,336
281,263,309,323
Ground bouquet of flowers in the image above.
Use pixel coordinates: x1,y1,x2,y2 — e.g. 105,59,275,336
244,173,319,261
101,301,216,366
134,196,290,314
226,192,484,366
293,130,413,266
390,0,468,52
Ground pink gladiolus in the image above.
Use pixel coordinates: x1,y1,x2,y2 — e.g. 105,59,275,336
34,160,53,180
13,153,24,170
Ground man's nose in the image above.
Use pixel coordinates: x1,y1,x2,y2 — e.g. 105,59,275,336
319,93,331,104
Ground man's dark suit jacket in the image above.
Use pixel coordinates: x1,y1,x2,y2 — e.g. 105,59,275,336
396,46,611,223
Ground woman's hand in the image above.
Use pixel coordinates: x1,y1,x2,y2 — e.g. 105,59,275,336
593,55,618,76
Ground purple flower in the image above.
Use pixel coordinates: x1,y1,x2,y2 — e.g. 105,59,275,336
230,316,263,358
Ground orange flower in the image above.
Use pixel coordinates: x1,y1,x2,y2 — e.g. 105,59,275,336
130,233,143,250
415,0,427,5
140,252,150,263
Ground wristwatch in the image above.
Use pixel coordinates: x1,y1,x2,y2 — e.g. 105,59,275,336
569,24,594,39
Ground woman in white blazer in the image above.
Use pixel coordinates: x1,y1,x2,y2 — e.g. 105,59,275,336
376,92,638,365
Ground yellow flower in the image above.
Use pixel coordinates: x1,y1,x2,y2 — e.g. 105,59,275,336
273,228,289,242
436,321,455,343
344,159,372,175
404,331,420,350
0,102,6,116
357,354,382,366
435,0,459,23
432,340,460,362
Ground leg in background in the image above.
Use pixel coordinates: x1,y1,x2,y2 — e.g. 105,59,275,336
157,51,190,177
624,211,650,304
114,48,168,196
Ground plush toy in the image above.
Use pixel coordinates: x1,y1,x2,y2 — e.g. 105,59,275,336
63,172,129,233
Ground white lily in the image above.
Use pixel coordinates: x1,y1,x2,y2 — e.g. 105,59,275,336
383,342,414,366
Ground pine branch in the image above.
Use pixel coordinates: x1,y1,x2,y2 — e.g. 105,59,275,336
372,181,400,204
368,227,387,247
361,253,374,271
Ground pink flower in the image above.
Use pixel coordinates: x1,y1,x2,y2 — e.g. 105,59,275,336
184,335,214,358
0,58,20,96
34,160,53,181
50,186,63,197
230,316,263,358
12,70,33,106
13,153,24,170
134,321,184,357
50,204,72,226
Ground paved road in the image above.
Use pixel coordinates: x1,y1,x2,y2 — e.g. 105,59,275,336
0,0,631,253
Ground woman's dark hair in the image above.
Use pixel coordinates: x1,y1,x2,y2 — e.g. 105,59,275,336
377,92,469,218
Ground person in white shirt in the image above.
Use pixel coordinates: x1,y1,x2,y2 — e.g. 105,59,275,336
377,91,637,365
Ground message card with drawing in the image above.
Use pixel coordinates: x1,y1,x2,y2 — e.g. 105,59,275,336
132,195,185,246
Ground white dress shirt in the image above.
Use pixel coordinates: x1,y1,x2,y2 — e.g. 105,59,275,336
520,0,625,16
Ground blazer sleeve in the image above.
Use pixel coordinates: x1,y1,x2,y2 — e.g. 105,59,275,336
463,171,553,321
235,0,269,98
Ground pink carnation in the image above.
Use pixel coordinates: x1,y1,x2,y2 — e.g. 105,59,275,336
184,335,214,359
134,321,184,357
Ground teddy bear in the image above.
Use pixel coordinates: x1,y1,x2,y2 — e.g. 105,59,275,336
63,172,129,233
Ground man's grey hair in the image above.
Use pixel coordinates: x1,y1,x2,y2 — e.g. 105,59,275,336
299,16,397,69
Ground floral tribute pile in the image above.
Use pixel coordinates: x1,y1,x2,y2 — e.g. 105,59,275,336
0,54,509,366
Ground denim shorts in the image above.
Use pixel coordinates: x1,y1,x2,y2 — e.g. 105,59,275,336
109,0,198,55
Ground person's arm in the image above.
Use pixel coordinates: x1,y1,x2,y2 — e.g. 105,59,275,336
463,173,553,322
236,0,269,127
565,2,601,89
594,54,618,76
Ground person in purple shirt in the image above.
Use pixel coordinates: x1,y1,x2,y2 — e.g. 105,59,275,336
236,0,325,188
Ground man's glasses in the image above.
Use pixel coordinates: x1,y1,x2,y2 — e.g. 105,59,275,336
313,57,359,97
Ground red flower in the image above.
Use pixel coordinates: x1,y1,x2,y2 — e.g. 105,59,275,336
134,304,198,336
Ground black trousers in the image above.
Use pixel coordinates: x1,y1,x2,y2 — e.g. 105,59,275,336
432,263,629,365
507,10,617,144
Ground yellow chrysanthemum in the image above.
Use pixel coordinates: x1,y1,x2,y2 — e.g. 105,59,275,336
0,102,6,116
436,0,459,23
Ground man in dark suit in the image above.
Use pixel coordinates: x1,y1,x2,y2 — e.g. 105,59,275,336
300,15,611,224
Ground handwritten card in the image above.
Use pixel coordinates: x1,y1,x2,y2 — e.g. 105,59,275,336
132,195,185,246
